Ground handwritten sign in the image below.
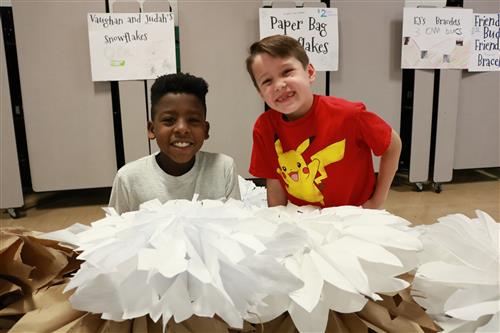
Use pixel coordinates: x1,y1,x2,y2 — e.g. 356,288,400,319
87,12,175,81
259,8,338,71
468,13,499,72
401,7,473,69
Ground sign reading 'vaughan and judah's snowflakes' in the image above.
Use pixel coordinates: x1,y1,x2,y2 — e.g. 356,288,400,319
87,12,175,81
260,8,339,71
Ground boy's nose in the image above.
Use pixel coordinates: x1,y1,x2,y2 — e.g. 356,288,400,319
275,79,287,91
174,119,190,133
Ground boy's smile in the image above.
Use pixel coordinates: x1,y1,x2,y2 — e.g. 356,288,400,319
252,53,316,120
276,91,294,102
148,93,209,176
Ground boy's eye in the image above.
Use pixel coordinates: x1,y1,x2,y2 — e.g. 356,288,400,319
189,117,202,123
283,69,293,76
162,117,176,125
261,79,271,86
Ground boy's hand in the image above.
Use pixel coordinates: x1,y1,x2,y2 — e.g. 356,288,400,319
362,197,384,209
266,178,288,207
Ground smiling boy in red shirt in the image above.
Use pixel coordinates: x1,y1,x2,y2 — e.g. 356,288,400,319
246,35,401,209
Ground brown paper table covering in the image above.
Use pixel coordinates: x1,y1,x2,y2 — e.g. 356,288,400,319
0,228,440,333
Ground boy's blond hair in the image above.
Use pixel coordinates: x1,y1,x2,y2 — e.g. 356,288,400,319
246,35,310,88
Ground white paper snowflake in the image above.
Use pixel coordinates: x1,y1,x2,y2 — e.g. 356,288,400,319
412,210,499,333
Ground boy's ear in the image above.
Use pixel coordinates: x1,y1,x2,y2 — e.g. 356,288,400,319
307,64,316,83
205,121,210,140
147,121,156,140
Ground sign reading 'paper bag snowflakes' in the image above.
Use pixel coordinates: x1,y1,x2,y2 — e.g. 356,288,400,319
402,7,473,69
87,12,175,81
260,8,339,71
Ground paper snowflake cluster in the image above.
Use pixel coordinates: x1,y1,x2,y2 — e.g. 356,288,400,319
237,176,267,208
412,211,499,333
52,199,301,329
42,174,500,333
44,198,423,332
249,204,422,332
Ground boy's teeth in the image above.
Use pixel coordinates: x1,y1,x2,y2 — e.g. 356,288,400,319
173,142,190,147
277,92,294,102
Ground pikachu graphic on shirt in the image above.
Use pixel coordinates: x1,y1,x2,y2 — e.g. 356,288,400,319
275,138,346,205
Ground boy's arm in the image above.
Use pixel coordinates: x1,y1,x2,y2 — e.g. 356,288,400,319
108,174,129,215
225,159,241,200
363,129,402,209
266,178,288,207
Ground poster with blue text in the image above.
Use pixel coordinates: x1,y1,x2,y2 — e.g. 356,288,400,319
468,13,499,72
260,7,338,71
87,12,175,81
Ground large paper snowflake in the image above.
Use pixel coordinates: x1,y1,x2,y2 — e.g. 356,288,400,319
47,199,300,329
43,199,423,333
246,204,422,332
412,211,499,333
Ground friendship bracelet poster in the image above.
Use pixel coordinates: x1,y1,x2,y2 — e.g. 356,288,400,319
468,13,500,72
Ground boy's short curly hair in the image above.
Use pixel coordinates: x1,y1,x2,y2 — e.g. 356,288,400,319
246,35,310,88
150,72,209,118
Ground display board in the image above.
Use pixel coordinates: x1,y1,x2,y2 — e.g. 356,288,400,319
87,12,175,81
260,7,338,71
468,13,499,72
402,7,473,69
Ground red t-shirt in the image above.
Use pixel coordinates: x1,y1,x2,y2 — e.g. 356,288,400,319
249,95,392,207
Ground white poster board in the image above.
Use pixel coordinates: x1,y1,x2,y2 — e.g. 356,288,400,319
404,0,446,8
87,12,175,81
468,13,499,72
259,8,338,71
401,7,473,69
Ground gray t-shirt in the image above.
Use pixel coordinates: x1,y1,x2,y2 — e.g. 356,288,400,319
109,151,240,214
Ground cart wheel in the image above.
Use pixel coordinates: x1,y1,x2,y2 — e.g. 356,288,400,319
7,208,20,219
415,182,424,192
433,182,442,193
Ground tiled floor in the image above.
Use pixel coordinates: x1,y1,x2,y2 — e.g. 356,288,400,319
1,170,498,233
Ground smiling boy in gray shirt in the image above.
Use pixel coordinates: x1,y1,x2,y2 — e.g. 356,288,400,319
109,73,240,214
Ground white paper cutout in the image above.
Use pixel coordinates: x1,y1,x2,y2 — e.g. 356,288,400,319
61,199,302,328
44,199,421,332
238,176,268,208
44,184,499,333
246,204,422,332
412,210,500,333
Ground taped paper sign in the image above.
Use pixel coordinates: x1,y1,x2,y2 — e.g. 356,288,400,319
468,13,499,72
260,7,339,71
401,7,473,69
87,12,175,81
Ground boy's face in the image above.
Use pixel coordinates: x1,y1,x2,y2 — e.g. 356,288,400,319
252,53,316,120
148,93,209,171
